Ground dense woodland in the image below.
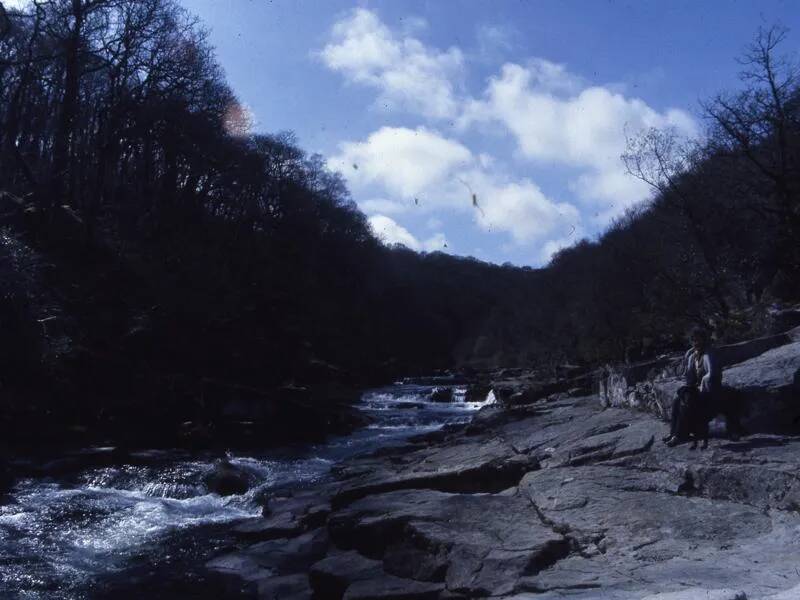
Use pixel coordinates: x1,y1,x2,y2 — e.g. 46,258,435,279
1,1,798,445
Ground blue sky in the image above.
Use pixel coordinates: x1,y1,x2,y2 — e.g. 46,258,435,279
180,0,800,266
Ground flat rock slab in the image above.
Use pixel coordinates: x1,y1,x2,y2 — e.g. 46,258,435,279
210,353,800,600
640,589,746,600
332,437,538,507
343,575,442,600
330,488,567,597
256,573,312,599
767,583,800,599
207,529,328,583
309,551,384,599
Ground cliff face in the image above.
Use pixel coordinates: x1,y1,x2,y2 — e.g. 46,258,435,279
202,332,800,599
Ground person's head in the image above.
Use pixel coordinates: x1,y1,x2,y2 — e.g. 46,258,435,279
690,327,710,352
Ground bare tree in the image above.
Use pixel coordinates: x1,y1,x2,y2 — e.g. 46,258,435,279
623,127,732,317
703,25,800,283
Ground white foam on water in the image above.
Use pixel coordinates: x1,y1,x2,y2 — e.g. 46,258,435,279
0,381,490,596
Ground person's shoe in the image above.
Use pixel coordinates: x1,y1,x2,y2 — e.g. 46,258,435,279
700,440,709,450
689,440,698,450
665,436,679,447
662,434,673,442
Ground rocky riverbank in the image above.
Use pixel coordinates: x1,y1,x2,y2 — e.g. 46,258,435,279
204,328,800,599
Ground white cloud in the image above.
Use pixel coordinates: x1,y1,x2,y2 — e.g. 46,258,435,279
359,197,409,215
329,126,471,199
422,232,449,252
475,24,515,61
320,10,700,261
426,217,443,230
465,172,581,244
368,214,449,253
319,8,464,119
368,215,421,249
333,127,581,249
463,61,698,210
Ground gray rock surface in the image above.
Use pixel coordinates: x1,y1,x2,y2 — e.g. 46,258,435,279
309,551,384,599
600,334,800,435
639,590,746,600
204,335,800,599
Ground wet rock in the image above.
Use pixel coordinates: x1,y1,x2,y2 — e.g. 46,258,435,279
492,376,570,406
463,383,491,404
309,551,384,600
208,529,328,583
395,402,425,410
203,459,255,496
233,514,305,542
261,491,332,523
429,387,453,403
206,553,269,583
255,574,312,599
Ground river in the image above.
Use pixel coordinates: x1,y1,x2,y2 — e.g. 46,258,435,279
0,382,494,598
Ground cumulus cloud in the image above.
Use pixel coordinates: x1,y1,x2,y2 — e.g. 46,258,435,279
462,61,698,209
359,198,409,215
368,214,421,249
334,126,581,248
368,214,449,252
319,8,464,119
464,171,582,244
329,126,471,199
320,9,699,262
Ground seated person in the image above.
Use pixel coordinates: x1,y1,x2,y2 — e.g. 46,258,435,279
664,327,733,448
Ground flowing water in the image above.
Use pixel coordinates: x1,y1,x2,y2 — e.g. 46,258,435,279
0,382,494,598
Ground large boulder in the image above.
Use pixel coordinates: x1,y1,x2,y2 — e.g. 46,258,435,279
203,459,255,496
599,329,800,434
598,355,681,409
723,341,800,433
716,330,796,367
429,387,453,403
766,304,800,334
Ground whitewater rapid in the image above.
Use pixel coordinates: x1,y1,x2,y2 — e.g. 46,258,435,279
0,382,493,598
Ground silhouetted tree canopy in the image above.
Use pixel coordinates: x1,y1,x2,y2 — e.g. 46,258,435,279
1,4,798,442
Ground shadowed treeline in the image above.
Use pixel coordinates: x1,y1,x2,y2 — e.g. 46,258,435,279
0,2,798,446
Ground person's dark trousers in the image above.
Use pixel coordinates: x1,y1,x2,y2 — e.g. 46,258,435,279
670,386,695,437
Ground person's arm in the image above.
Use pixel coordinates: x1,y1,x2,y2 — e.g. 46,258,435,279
700,351,720,393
